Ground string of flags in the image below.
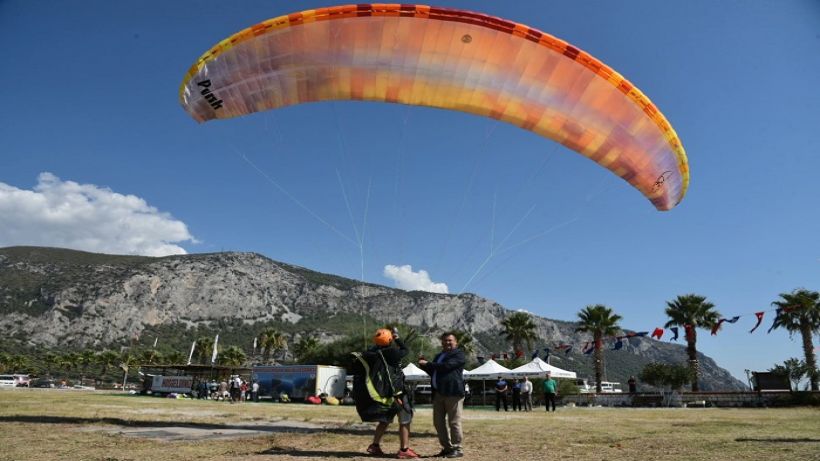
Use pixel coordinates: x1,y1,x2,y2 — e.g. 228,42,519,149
485,305,797,360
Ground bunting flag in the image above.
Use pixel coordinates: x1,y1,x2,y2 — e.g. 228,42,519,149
684,324,694,341
491,353,498,360
531,350,539,360
612,339,624,351
725,316,740,324
711,319,726,336
767,308,783,334
624,331,649,338
564,345,573,355
582,341,594,355
515,350,524,358
651,328,664,340
749,312,765,333
670,327,679,341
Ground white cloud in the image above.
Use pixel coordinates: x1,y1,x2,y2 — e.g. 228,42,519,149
383,264,449,294
0,172,195,256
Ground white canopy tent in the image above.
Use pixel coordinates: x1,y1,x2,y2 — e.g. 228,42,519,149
509,357,576,379
464,359,512,379
402,363,430,382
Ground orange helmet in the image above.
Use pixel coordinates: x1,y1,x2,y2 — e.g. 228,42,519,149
373,328,393,347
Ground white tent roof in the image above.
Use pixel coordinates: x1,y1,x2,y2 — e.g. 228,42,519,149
509,357,576,379
402,363,430,382
464,359,512,379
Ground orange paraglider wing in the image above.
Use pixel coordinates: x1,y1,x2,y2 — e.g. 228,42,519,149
180,4,688,210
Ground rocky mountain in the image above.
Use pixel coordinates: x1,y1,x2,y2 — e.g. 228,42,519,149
0,246,746,390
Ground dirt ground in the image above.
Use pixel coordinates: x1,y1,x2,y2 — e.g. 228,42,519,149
1,388,818,460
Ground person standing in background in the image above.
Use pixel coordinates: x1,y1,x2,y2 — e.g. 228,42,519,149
543,372,558,412
521,377,533,411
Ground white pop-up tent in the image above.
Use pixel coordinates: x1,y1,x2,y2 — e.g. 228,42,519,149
402,363,430,382
509,357,576,379
464,359,512,379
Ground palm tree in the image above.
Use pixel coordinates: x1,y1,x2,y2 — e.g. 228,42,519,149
771,289,820,391
500,312,538,356
194,336,215,364
575,304,622,393
293,336,321,362
219,346,247,367
258,328,288,363
138,348,162,365
60,352,81,381
664,294,720,392
452,330,476,358
97,350,120,383
163,351,187,365
79,350,97,384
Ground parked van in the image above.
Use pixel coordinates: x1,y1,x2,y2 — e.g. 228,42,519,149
576,378,623,393
0,375,15,387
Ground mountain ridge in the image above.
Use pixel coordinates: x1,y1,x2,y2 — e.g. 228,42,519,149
0,246,746,390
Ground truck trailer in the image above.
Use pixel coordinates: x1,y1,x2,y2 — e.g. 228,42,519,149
252,365,347,400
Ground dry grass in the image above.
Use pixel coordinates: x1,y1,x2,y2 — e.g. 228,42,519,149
1,388,819,461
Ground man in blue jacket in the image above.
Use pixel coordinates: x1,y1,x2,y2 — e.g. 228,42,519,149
419,332,466,458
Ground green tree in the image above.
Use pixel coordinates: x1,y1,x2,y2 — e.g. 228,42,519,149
0,352,10,372
97,350,120,383
452,330,476,359
769,358,807,392
6,355,29,374
194,336,215,364
137,348,162,365
639,362,692,406
664,294,720,392
575,304,622,393
78,350,97,384
258,328,288,363
293,336,321,362
500,311,538,356
770,289,820,391
219,345,247,367
162,350,187,365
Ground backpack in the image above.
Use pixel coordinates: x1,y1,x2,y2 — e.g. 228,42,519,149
351,348,406,421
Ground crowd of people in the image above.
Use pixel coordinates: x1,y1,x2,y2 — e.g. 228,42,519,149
193,375,260,403
493,374,557,412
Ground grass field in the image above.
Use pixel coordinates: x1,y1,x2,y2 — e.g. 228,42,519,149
1,389,818,461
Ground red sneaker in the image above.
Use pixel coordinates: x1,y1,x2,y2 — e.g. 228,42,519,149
397,448,420,459
367,444,385,456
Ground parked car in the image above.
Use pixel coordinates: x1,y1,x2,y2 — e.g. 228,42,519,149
31,378,57,388
0,375,15,387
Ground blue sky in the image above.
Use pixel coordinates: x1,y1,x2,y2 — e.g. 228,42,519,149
2,1,819,384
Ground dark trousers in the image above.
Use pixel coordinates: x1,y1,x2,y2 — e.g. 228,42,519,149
495,392,508,411
544,392,556,411
512,390,521,411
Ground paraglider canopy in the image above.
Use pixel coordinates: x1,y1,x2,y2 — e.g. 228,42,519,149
181,4,688,210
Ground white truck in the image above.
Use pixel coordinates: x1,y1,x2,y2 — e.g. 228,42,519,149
252,365,346,400
142,375,195,394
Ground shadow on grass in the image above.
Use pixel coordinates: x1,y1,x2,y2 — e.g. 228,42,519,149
736,437,820,443
259,447,366,458
0,415,369,435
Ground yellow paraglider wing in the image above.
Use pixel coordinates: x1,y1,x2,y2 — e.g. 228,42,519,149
180,4,688,210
